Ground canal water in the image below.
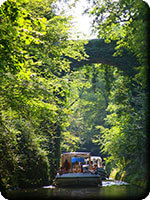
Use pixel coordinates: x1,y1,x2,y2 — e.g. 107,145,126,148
7,179,146,199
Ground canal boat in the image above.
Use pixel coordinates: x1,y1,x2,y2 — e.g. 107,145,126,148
53,152,102,187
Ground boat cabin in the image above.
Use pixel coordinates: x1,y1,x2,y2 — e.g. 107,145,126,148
60,152,92,174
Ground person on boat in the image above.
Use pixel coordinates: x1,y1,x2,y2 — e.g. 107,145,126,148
72,161,81,173
98,157,103,168
80,162,83,172
92,163,98,174
62,159,71,173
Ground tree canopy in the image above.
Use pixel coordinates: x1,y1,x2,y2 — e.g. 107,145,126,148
86,0,149,185
0,0,87,193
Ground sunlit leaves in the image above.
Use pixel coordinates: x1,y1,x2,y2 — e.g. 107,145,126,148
0,0,87,190
88,1,148,181
61,131,80,152
96,68,147,182
89,0,148,83
62,64,109,154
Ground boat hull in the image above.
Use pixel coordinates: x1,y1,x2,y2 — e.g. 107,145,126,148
54,173,102,187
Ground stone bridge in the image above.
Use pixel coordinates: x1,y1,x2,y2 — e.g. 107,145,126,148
71,39,139,76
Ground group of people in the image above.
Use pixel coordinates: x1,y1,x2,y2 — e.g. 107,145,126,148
58,159,99,175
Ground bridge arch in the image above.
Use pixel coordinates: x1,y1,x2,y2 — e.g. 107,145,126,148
71,39,139,76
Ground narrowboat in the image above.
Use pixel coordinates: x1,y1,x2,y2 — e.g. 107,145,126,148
53,152,102,187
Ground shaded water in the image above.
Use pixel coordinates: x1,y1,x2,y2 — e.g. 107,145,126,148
7,179,146,199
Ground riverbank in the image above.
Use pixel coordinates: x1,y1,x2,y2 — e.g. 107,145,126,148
109,168,148,189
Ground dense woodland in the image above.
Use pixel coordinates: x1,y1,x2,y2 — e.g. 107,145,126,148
0,0,149,197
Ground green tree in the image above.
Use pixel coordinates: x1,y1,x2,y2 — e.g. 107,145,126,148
89,0,148,185
89,0,149,81
61,64,109,156
0,0,87,193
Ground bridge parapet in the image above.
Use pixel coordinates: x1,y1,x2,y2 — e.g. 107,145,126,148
71,39,139,76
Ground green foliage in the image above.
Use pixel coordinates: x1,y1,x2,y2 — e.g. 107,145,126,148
89,0,149,84
14,120,50,188
96,68,147,183
88,0,148,185
0,0,148,193
62,64,109,155
0,0,87,192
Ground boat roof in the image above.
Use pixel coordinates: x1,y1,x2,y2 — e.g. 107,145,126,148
62,152,91,156
91,156,102,159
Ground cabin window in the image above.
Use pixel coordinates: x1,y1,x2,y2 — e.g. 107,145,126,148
71,157,85,164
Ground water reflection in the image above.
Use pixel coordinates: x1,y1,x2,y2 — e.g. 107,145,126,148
52,187,101,199
7,180,144,200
